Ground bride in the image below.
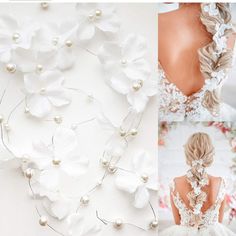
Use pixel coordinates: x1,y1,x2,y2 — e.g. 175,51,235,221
158,3,236,121
159,132,236,236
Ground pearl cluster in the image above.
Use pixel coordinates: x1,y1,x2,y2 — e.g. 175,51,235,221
88,9,103,21
119,128,138,137
132,80,143,91
100,157,117,174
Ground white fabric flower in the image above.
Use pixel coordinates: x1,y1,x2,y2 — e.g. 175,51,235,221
0,15,39,62
67,213,102,236
98,34,150,80
110,73,157,112
0,141,22,169
42,195,73,220
115,150,157,208
193,203,202,215
30,127,89,191
76,3,120,41
213,23,232,54
12,47,57,73
205,70,225,91
24,70,70,118
96,112,128,157
203,3,219,16
36,20,78,70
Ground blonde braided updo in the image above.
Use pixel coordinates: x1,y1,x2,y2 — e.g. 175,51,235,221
199,3,234,115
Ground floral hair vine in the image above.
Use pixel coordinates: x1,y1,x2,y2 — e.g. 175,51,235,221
0,2,157,236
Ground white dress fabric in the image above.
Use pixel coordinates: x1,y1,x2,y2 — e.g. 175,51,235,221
159,178,236,236
158,3,236,122
158,63,236,122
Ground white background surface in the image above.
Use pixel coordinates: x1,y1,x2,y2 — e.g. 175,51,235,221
0,3,157,236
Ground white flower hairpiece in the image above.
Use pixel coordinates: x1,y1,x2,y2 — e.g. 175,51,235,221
0,15,39,63
75,3,120,41
213,23,232,54
205,70,226,91
203,3,219,16
24,70,71,118
115,150,157,208
191,159,203,167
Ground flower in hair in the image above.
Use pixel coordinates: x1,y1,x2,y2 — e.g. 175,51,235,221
193,203,202,215
203,3,219,16
205,70,226,91
191,159,203,167
213,23,232,54
193,186,201,196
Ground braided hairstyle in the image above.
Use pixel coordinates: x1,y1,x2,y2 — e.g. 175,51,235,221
199,3,234,115
184,132,215,226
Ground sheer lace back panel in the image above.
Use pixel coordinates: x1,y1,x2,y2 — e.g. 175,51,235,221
170,178,226,228
158,3,236,121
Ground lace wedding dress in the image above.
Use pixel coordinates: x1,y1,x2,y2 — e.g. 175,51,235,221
159,178,236,236
158,3,236,122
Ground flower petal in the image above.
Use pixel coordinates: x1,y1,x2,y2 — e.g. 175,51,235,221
56,47,75,71
95,14,120,33
47,197,72,220
146,172,158,191
31,140,53,169
76,21,95,41
132,150,154,175
127,90,148,112
98,42,121,64
105,134,127,157
12,48,36,72
27,94,52,118
0,15,18,32
134,185,150,208
67,213,102,236
53,128,78,160
123,58,150,80
143,78,157,96
46,89,71,107
115,172,140,193
61,154,89,178
24,73,42,94
110,73,131,95
122,34,147,61
40,70,64,89
39,168,60,191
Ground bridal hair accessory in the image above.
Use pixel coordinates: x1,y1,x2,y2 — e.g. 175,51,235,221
184,133,214,226
203,3,219,16
0,2,157,236
199,3,235,116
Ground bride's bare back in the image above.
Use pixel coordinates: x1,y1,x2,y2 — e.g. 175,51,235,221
158,3,235,97
171,175,225,225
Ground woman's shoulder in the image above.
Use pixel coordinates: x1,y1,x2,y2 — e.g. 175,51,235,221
172,175,187,185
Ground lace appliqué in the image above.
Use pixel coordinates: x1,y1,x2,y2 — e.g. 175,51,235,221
158,63,225,121
170,178,226,229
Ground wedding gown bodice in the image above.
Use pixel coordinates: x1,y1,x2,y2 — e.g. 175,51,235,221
170,178,226,229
